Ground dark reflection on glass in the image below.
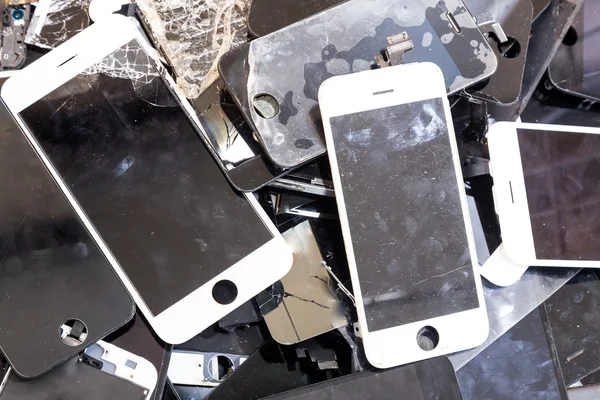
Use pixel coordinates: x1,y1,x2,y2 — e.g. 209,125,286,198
519,128,600,260
0,100,133,377
18,40,272,316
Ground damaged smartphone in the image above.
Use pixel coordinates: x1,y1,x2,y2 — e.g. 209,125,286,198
25,0,91,49
319,63,488,368
134,0,249,98
1,15,292,345
488,122,600,268
0,95,134,378
0,341,157,399
0,2,30,71
242,0,497,169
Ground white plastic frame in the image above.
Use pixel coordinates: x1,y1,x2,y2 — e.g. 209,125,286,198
488,121,600,268
93,340,158,400
318,62,488,369
1,15,292,344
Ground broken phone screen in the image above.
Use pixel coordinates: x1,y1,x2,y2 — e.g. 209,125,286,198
25,0,92,49
136,0,250,98
245,0,497,169
517,128,600,261
329,99,479,332
16,39,273,316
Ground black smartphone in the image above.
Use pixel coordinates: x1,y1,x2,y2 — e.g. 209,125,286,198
0,97,134,378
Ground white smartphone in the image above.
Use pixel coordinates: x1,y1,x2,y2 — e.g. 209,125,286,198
1,15,292,344
319,62,488,368
488,121,600,268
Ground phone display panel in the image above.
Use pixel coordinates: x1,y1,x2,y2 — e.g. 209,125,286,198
329,98,479,332
0,96,134,378
517,127,600,260
14,39,274,316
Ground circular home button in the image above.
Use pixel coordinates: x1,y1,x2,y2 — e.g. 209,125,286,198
212,280,238,305
417,326,439,351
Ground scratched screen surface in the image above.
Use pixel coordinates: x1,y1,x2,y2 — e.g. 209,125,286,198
330,99,479,331
17,40,273,316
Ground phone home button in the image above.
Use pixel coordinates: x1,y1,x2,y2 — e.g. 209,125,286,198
212,280,238,305
417,326,439,351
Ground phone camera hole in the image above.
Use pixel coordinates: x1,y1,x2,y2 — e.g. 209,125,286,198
252,93,279,119
486,33,521,59
59,319,88,347
212,280,238,305
498,37,521,59
207,355,234,382
417,326,439,351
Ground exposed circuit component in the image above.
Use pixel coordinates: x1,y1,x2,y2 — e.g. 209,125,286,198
0,3,29,70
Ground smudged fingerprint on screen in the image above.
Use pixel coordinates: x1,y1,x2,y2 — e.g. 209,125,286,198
16,39,273,316
330,98,479,332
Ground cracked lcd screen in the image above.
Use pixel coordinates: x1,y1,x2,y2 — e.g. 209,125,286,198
329,99,479,332
518,128,600,261
17,39,273,316
26,0,92,49
136,0,250,98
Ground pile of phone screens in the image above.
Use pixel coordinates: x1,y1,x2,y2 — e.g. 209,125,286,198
2,17,290,345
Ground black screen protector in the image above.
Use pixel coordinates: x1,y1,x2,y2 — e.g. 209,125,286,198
518,128,600,260
17,40,273,316
330,99,479,332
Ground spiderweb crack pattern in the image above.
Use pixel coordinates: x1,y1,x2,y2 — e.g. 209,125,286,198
26,0,91,48
136,0,249,98
84,42,158,85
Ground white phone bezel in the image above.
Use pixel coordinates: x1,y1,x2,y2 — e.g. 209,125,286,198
1,15,292,345
488,121,600,268
24,0,53,49
92,340,158,400
318,62,488,369
89,0,130,22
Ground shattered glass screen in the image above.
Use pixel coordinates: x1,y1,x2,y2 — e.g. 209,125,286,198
518,128,600,261
25,0,92,49
329,99,479,332
136,0,249,98
17,39,273,316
